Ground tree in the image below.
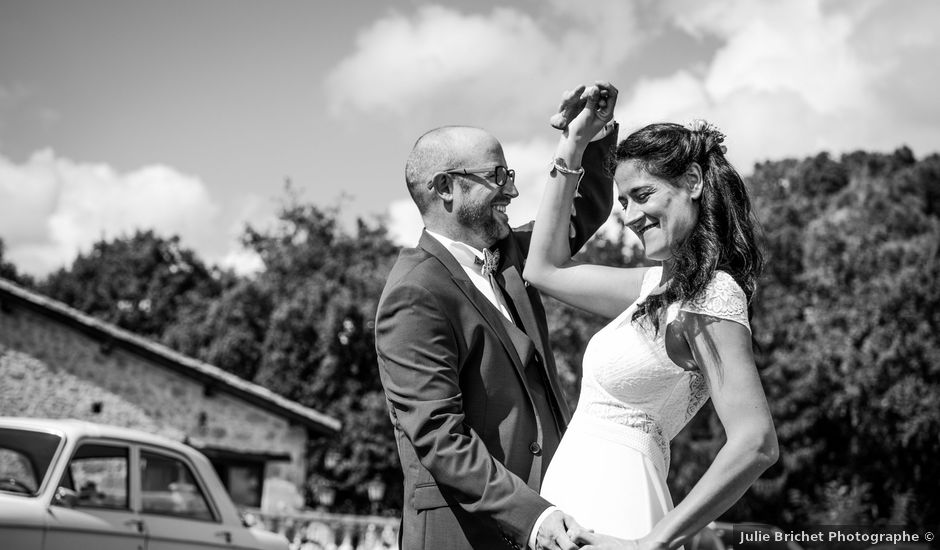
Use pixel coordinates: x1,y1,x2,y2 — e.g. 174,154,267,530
39,230,228,339
167,195,403,514
739,148,940,529
164,280,274,381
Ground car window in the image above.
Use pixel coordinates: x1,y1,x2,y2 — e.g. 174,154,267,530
0,428,62,496
66,443,130,509
140,451,215,522
0,448,39,494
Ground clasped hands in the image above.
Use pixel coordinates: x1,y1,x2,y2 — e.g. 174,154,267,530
549,81,618,142
536,510,667,550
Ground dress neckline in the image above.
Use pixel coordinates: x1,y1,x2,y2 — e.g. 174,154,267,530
612,266,703,375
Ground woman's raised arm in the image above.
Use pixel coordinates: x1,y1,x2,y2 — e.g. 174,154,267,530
524,83,648,318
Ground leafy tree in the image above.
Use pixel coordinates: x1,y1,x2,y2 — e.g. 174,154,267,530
40,230,228,339
0,238,33,286
732,148,940,529
167,195,402,514
245,203,400,513
165,280,274,381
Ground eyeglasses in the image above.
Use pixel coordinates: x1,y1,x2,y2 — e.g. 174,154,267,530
443,165,515,187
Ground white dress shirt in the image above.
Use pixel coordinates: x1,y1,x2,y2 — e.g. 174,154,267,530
424,230,515,323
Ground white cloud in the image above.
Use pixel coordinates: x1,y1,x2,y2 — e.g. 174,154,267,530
619,71,710,125
502,138,557,226
219,247,264,277
386,199,423,247
696,1,874,113
618,0,940,171
0,150,221,276
325,3,642,122
326,7,550,116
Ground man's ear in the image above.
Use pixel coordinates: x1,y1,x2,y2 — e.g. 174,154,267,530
686,162,704,200
428,172,454,202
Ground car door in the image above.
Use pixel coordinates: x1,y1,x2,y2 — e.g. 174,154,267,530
138,447,256,550
45,440,146,550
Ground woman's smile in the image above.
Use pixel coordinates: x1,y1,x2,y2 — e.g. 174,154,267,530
636,221,659,236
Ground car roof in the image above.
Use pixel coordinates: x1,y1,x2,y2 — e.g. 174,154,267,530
0,417,198,456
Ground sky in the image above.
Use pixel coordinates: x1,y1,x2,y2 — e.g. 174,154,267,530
1,0,938,277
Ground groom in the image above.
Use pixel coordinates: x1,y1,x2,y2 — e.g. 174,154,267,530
375,102,617,549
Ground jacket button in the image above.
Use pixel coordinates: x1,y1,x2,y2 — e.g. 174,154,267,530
529,442,542,455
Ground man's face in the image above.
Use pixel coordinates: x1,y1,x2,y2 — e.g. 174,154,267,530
450,140,518,249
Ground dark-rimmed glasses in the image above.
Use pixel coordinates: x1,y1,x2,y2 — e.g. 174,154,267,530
443,165,515,187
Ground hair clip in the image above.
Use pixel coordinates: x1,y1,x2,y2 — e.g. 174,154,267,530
687,119,727,154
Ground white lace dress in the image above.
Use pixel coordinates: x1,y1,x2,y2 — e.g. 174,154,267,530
540,267,750,539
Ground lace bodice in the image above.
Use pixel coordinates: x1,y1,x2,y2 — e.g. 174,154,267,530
577,267,750,474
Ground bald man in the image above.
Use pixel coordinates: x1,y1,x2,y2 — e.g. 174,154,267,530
376,120,617,550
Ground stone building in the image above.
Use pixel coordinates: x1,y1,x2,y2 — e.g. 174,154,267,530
0,277,340,513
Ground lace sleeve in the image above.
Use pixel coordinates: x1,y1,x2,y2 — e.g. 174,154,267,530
679,271,750,332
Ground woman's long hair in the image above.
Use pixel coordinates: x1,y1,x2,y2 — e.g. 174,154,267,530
620,121,764,333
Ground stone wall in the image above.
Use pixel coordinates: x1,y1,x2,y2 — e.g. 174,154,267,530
0,302,309,511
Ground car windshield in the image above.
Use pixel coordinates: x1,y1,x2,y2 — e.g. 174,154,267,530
0,427,63,496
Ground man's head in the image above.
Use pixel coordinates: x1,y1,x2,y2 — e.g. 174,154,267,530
405,126,519,250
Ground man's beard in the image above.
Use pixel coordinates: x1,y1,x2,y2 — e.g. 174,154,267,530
456,198,508,245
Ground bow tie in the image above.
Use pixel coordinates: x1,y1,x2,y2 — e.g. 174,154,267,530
474,248,500,276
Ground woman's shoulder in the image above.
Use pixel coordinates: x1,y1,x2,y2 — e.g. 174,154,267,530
679,270,750,330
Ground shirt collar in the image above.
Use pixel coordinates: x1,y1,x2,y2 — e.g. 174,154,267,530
425,229,488,271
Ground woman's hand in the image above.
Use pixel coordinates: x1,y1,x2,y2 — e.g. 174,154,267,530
573,531,669,550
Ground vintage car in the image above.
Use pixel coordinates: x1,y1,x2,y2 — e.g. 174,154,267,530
0,417,288,549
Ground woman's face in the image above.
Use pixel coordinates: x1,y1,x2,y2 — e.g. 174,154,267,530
614,161,701,261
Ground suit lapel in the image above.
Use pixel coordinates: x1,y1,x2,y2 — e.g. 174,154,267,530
497,238,572,426
500,267,546,357
418,232,530,377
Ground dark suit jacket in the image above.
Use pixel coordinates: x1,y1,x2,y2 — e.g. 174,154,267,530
375,130,616,550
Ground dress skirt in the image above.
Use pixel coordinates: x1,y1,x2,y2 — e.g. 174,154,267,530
540,411,674,540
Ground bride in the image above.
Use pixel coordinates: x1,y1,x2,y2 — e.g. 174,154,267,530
525,83,778,550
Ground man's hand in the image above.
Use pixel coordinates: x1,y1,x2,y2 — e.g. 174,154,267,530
550,85,587,130
536,510,584,550
563,82,618,143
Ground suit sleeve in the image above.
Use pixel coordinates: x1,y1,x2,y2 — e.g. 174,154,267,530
375,281,550,545
514,124,618,256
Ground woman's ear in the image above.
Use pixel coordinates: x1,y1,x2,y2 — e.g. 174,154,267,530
686,162,704,200
428,172,454,202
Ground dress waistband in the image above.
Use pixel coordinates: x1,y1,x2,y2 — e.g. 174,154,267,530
568,410,670,476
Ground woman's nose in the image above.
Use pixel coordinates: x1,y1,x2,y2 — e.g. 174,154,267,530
623,201,643,225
